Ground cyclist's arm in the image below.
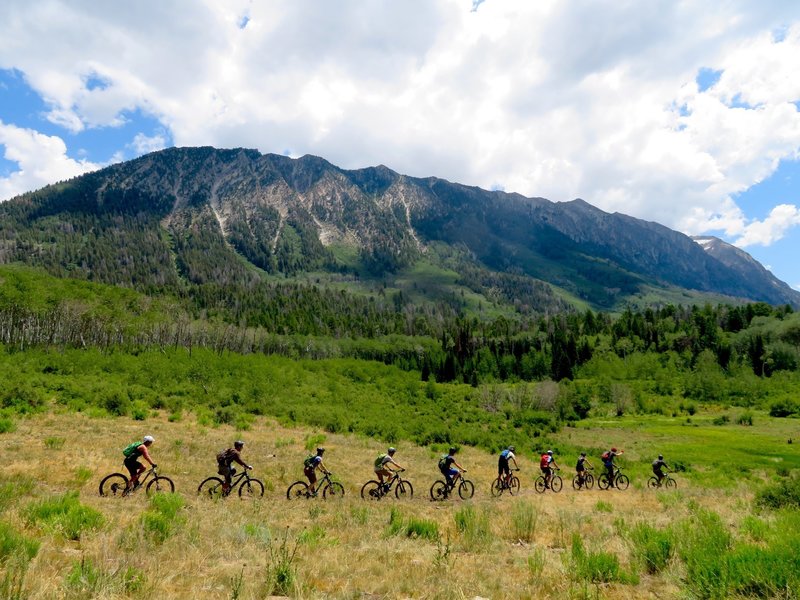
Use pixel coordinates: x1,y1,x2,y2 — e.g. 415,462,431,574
511,457,519,468
318,460,330,474
139,445,156,467
453,461,466,471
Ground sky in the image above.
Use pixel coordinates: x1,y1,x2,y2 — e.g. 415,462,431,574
1,0,800,291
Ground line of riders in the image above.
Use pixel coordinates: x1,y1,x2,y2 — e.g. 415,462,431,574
118,436,675,498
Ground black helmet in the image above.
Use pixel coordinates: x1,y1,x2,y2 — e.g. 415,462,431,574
316,447,325,455
580,452,586,457
449,447,457,455
658,454,663,460
508,445,515,452
234,440,244,448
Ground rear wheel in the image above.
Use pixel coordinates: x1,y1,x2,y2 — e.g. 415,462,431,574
458,479,475,500
361,480,382,500
534,477,546,493
551,475,563,493
395,480,413,500
99,473,128,497
430,480,448,501
572,474,583,490
616,474,630,490
323,482,345,499
286,481,310,500
597,473,611,490
198,477,225,499
239,478,264,498
647,476,659,489
146,476,175,496
491,478,504,497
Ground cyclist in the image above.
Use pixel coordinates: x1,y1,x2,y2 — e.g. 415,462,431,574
304,447,330,496
217,440,252,495
575,452,593,488
122,435,156,492
439,447,466,490
601,447,623,488
374,447,404,491
498,445,519,488
539,449,559,489
652,454,670,486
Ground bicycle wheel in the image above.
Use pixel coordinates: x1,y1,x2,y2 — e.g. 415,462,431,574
239,478,265,498
666,477,677,489
430,480,448,501
361,480,382,500
597,473,611,490
323,482,345,499
572,474,583,490
647,476,659,489
615,474,630,490
395,480,413,500
510,476,520,495
534,476,546,493
99,473,128,497
146,476,175,496
286,481,310,500
458,479,475,500
551,475,563,493
585,473,595,489
198,477,225,498
491,478,504,497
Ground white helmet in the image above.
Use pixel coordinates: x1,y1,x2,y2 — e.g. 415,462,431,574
143,435,155,443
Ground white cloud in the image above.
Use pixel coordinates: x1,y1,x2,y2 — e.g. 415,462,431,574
0,121,99,201
733,204,800,247
0,0,799,248
131,132,167,155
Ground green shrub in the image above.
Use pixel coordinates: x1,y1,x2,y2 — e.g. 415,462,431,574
454,505,492,551
736,411,754,426
140,493,185,544
769,399,799,418
628,522,673,574
754,475,800,510
265,529,299,596
570,533,635,584
511,501,539,542
44,437,65,449
0,418,15,434
24,492,103,540
595,500,613,513
405,518,440,542
0,521,40,600
64,557,146,596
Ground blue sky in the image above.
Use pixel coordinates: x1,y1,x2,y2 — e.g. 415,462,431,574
1,1,800,291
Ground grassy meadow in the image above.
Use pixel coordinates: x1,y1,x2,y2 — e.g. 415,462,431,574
1,409,799,599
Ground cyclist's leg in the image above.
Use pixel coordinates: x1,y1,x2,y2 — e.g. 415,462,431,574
305,467,318,494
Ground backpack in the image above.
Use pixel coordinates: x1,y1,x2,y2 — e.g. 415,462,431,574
216,449,229,464
500,449,510,459
122,441,142,458
438,455,449,471
540,454,550,468
303,455,316,469
374,454,387,469
601,451,611,461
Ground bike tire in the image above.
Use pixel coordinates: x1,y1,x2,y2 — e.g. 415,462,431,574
395,480,413,500
616,473,630,490
146,475,175,496
534,476,546,493
458,479,475,500
491,478,504,497
198,477,226,499
572,474,582,490
361,480,382,500
286,481,310,500
239,478,265,498
551,475,563,493
510,476,520,495
430,480,448,501
597,473,611,490
323,482,345,499
666,477,677,489
647,476,659,489
585,473,595,489
99,473,129,497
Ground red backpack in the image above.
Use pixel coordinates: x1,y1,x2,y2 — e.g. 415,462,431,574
601,451,611,461
540,454,550,468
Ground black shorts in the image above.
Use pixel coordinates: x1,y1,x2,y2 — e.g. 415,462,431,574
541,466,551,476
498,457,510,476
124,457,143,478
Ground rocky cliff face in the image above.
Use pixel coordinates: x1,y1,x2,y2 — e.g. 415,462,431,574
2,146,798,308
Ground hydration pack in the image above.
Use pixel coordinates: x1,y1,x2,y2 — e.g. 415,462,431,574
122,441,142,458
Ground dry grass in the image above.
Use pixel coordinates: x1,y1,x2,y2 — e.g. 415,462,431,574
0,412,756,599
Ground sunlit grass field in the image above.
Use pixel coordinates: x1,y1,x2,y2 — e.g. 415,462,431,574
1,409,798,599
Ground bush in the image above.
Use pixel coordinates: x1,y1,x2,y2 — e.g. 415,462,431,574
769,399,799,418
628,523,673,574
754,475,800,510
570,533,635,584
24,492,103,540
140,493,185,544
511,501,539,542
0,418,15,434
65,557,146,595
454,505,492,551
736,411,754,426
0,521,40,600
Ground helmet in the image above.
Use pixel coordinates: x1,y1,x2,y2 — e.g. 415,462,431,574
508,446,515,452
388,447,396,454
449,447,457,455
234,440,245,448
611,447,617,452
143,435,155,443
547,450,553,455
316,447,325,455
658,454,663,460
580,452,586,457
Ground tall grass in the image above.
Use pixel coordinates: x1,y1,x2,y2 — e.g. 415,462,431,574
454,505,492,551
570,532,636,584
628,522,673,574
139,493,185,544
24,492,103,541
0,521,40,600
510,501,539,542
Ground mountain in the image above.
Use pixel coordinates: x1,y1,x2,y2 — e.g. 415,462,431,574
1,146,798,313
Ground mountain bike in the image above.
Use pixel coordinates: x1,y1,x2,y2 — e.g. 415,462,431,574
598,466,630,490
534,468,563,493
197,467,264,498
647,472,677,489
361,469,413,500
430,473,474,501
491,468,520,497
572,467,594,490
99,465,175,497
286,472,344,499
